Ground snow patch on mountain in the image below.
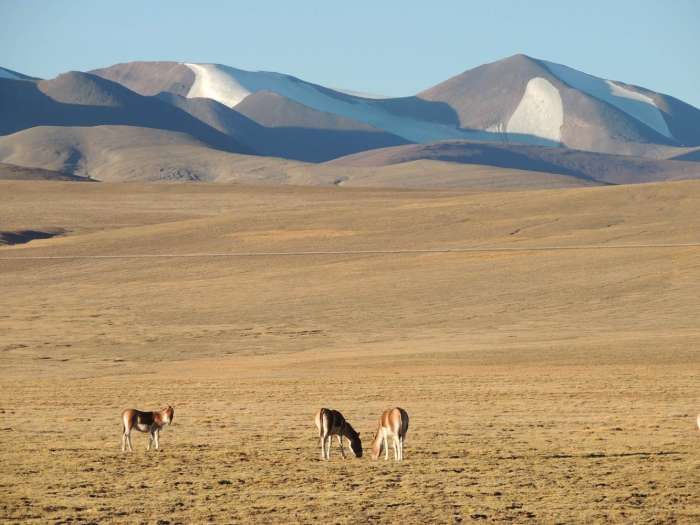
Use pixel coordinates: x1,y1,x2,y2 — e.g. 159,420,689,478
331,87,391,100
183,63,564,145
507,77,563,143
184,63,493,143
542,60,672,139
185,63,255,107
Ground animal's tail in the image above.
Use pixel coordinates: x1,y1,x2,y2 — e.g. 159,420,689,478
316,408,326,437
120,410,129,435
400,408,409,440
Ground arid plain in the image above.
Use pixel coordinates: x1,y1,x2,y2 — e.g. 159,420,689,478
1,180,699,523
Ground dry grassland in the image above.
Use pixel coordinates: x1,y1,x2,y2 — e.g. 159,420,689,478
1,180,699,523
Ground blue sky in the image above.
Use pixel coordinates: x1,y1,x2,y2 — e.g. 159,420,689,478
2,0,699,106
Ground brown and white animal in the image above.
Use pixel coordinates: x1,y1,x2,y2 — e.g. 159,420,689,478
314,408,362,460
370,407,409,461
121,406,174,452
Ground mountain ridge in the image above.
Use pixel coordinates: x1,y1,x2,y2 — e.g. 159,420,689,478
86,55,700,155
1,55,699,188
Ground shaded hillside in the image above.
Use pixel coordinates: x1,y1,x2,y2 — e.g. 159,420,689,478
0,125,589,189
90,61,194,97
0,162,89,181
160,91,408,162
329,141,700,185
0,125,303,182
0,73,251,154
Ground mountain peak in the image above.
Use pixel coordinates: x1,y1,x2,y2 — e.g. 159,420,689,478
38,71,137,107
502,52,536,62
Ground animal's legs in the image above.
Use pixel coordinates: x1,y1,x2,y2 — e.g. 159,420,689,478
154,429,160,450
319,435,326,460
337,435,346,459
126,432,133,452
383,434,389,460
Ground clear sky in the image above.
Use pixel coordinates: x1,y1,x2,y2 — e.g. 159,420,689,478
2,0,699,107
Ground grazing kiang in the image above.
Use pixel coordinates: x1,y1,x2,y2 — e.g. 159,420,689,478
121,406,174,452
371,407,409,461
315,408,363,460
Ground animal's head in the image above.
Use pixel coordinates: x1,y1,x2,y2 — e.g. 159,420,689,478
163,406,174,425
370,429,383,460
349,431,363,458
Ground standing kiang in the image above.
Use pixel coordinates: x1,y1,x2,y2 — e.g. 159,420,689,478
315,408,363,460
370,407,409,461
121,406,174,452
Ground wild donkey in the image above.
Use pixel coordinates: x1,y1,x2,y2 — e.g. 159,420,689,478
315,408,362,460
370,407,409,461
121,406,174,452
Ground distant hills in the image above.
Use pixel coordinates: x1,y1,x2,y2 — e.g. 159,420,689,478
328,141,700,186
1,55,698,189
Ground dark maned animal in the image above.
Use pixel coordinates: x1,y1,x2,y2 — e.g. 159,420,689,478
314,408,362,460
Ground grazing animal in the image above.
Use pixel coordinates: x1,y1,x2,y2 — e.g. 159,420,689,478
370,407,409,461
315,408,362,460
121,406,174,452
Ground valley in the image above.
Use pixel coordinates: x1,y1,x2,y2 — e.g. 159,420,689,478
1,180,699,523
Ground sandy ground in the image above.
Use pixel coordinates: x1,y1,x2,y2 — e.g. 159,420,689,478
1,180,699,523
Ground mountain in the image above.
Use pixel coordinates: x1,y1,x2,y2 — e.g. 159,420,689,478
89,61,194,96
0,71,251,154
233,91,408,160
31,63,407,162
418,54,700,155
2,55,699,188
0,125,300,182
91,62,476,144
2,125,697,190
328,141,700,186
159,90,408,162
91,57,700,156
0,125,603,189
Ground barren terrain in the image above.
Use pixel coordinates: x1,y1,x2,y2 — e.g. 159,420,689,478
1,180,699,523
